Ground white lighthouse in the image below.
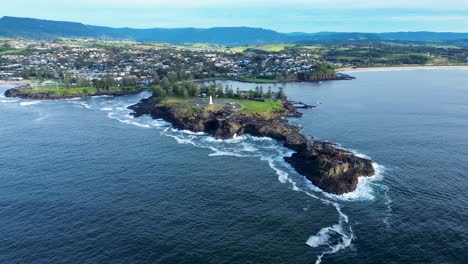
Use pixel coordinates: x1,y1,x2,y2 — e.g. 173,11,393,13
209,95,213,105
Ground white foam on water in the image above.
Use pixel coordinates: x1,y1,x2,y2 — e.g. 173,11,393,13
19,101,41,106
382,184,393,229
306,227,332,247
320,163,385,202
241,142,259,152
34,115,50,122
0,99,18,103
90,95,113,99
80,103,92,109
208,149,249,158
178,129,207,136
107,112,151,128
167,134,197,145
100,107,113,111
71,93,389,264
250,136,273,142
261,154,355,263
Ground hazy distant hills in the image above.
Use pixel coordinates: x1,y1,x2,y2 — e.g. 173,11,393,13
1,16,468,45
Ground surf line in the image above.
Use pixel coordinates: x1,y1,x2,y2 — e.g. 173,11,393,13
71,94,375,264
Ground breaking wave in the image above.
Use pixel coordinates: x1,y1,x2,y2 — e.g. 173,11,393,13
4,90,390,264
19,101,41,106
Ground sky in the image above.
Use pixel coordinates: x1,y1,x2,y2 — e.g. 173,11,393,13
3,0,468,32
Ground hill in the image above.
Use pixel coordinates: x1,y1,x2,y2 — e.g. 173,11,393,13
1,16,468,45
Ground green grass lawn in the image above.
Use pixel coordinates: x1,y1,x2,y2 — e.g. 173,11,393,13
255,44,296,52
159,96,284,118
238,99,283,112
59,39,138,48
23,85,139,95
0,49,30,55
228,98,284,117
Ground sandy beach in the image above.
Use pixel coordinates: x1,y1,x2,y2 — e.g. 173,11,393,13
338,65,468,73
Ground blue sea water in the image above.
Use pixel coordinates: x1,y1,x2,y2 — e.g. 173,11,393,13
0,69,467,264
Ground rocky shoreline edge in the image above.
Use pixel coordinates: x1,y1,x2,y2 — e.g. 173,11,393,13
193,73,355,84
129,97,374,195
4,87,145,100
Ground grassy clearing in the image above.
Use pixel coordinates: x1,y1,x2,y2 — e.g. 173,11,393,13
256,44,296,52
302,45,322,50
22,85,139,95
226,99,284,117
23,86,97,95
181,44,227,51
159,96,284,118
227,44,296,53
158,96,194,108
228,46,251,53
0,49,30,55
238,99,283,113
59,39,138,48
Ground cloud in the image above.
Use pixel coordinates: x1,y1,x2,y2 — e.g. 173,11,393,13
32,0,468,9
389,15,468,22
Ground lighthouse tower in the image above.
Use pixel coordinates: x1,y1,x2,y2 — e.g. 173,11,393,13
209,96,213,105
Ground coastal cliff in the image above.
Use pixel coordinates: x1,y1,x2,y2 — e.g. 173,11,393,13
129,97,374,195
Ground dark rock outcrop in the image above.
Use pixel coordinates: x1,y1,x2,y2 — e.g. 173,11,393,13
129,98,375,195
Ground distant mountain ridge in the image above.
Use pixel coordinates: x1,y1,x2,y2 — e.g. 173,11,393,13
1,16,468,45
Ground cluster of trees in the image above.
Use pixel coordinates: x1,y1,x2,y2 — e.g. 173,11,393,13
296,64,336,81
324,44,436,66
152,81,200,100
201,84,286,100
152,81,286,102
15,67,56,79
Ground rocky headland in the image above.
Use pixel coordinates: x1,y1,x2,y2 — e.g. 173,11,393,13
4,87,145,100
129,97,374,195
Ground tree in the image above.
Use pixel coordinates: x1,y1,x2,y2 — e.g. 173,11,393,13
277,87,286,100
227,88,234,98
181,88,189,99
187,83,200,97
236,87,241,98
153,85,167,98
152,86,167,103
266,87,272,99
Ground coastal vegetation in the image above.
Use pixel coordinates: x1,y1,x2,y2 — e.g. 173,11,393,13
3,37,468,90
149,80,286,118
129,83,374,195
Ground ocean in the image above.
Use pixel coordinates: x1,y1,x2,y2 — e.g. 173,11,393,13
0,69,467,264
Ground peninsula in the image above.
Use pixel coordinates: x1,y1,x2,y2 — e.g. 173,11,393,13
3,78,144,100
129,84,375,195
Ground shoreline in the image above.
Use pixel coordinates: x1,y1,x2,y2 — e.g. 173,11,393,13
337,65,468,73
129,97,375,195
193,74,354,84
3,87,147,100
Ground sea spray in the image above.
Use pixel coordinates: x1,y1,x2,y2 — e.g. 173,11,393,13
44,91,389,263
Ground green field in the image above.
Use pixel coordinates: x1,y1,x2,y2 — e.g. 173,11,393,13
59,39,138,48
0,49,30,56
228,44,296,53
158,96,284,118
237,99,283,114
